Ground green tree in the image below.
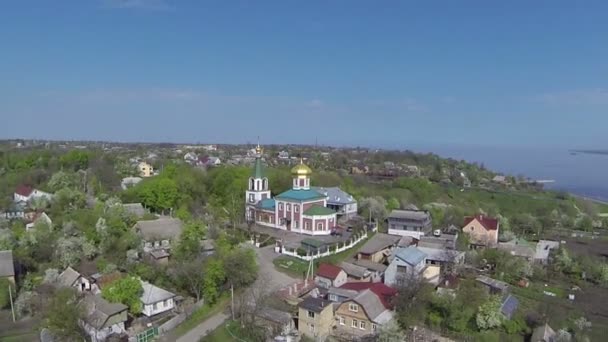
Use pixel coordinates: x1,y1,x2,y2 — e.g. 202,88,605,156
173,221,206,261
102,276,144,314
203,258,226,303
476,296,503,330
387,197,400,211
223,247,258,289
43,288,85,341
48,171,78,192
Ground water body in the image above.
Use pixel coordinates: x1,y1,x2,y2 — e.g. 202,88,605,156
407,145,608,202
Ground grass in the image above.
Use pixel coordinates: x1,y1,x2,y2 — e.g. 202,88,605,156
0,332,39,342
272,233,373,277
199,321,247,342
173,294,231,338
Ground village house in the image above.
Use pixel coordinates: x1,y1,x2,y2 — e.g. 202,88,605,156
334,289,393,339
531,323,557,342
384,246,428,286
311,186,358,219
339,262,371,282
140,280,176,317
416,246,465,272
352,259,387,283
476,275,510,295
277,150,290,159
462,214,500,248
183,152,198,163
534,240,560,264
417,232,458,250
386,209,432,239
81,294,128,342
25,212,52,231
121,176,142,190
1,202,26,220
315,263,348,289
327,287,359,303
57,266,92,292
255,307,296,338
0,250,15,285
498,238,536,261
339,282,397,310
13,185,53,203
298,296,334,341
356,233,401,263
134,217,184,253
137,162,154,177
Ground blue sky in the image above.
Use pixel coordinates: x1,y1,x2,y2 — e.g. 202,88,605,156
1,0,607,148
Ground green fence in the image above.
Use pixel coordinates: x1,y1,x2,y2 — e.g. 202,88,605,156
137,327,159,342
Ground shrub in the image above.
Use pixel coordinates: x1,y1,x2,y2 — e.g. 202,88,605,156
296,248,308,257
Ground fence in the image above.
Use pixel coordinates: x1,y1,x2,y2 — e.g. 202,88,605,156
157,299,205,335
281,231,368,261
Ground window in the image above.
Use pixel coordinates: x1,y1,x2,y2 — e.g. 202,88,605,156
305,221,311,230
329,294,337,302
308,324,315,332
349,304,358,312
279,203,283,210
295,205,299,213
249,194,254,203
339,316,345,325
372,324,377,332
351,319,358,328
287,204,291,212
359,321,366,330
153,302,158,310
293,220,299,229
317,222,323,231
307,310,315,318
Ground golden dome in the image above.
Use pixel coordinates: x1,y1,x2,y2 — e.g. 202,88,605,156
255,144,263,154
291,159,312,176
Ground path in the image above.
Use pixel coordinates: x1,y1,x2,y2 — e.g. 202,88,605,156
175,245,296,342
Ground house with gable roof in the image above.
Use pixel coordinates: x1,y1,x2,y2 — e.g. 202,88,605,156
13,185,53,204
315,263,348,289
462,214,500,248
311,186,358,218
245,144,355,235
384,246,428,286
140,280,176,317
334,289,394,338
81,294,128,342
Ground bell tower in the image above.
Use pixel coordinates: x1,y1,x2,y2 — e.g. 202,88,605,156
246,143,271,207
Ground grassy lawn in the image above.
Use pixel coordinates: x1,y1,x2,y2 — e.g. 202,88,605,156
199,321,246,342
0,332,39,342
173,294,231,338
273,234,373,277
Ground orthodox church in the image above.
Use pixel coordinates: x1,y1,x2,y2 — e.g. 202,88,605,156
245,145,353,236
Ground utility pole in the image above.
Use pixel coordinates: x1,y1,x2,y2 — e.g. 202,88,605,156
9,284,15,323
231,284,235,321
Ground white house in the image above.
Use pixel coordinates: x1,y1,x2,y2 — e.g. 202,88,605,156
140,281,176,317
25,212,52,231
314,263,348,289
121,177,142,190
384,246,428,286
13,185,53,203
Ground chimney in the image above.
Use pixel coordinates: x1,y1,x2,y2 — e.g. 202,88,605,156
288,287,293,296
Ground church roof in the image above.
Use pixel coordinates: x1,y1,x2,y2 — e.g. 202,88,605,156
303,205,336,216
275,189,326,202
257,198,276,210
251,157,265,178
291,160,312,176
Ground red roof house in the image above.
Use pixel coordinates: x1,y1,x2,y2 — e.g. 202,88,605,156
315,263,347,288
14,185,34,198
340,282,398,309
462,214,500,247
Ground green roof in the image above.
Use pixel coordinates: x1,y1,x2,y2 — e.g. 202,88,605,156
251,158,265,178
303,205,336,216
275,189,325,201
301,238,326,248
257,198,275,210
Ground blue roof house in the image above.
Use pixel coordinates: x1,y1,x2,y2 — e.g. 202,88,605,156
384,246,428,286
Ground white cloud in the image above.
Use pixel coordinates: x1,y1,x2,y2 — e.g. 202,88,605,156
536,88,608,106
103,0,172,11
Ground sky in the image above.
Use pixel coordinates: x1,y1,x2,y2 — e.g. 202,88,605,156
1,0,607,148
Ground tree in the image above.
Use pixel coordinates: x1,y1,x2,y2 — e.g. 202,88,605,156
359,196,388,223
223,247,258,289
393,276,434,329
173,221,206,261
56,236,97,268
43,288,85,341
387,197,400,211
173,258,207,302
48,171,78,192
203,258,226,304
376,319,405,342
476,296,503,330
102,276,144,314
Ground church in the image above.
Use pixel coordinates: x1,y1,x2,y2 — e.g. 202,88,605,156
245,145,356,236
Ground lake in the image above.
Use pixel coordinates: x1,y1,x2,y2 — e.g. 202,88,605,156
408,145,608,201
